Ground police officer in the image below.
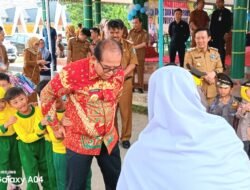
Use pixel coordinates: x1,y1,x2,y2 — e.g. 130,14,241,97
128,16,148,93
108,19,138,149
184,28,223,105
208,73,238,127
168,8,190,67
210,0,232,70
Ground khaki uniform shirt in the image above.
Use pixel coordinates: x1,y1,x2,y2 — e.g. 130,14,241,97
128,28,148,62
68,37,90,62
121,39,138,77
184,47,223,98
0,43,8,67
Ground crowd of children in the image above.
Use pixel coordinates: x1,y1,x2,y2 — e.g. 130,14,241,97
0,72,74,190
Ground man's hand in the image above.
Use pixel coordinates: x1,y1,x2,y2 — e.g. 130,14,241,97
204,71,216,84
61,116,73,127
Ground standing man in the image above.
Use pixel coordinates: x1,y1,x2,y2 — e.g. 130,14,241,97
128,16,148,93
0,26,8,72
168,8,190,67
67,28,91,64
107,19,138,149
210,0,232,70
41,39,124,190
184,28,223,105
90,27,101,54
42,21,57,71
189,0,210,47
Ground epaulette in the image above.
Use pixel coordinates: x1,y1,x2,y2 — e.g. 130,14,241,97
209,47,218,52
187,47,196,52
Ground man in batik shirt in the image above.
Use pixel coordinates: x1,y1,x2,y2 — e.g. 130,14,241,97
41,39,124,190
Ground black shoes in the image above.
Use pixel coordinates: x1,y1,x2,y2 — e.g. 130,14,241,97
122,140,131,149
138,88,144,93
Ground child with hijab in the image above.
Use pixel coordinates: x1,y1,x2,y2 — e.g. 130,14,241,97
117,66,250,190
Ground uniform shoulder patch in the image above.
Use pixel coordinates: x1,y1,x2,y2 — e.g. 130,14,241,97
209,47,218,52
187,48,196,52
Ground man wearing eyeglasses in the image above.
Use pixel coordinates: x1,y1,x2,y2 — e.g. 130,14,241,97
107,19,138,149
41,39,124,190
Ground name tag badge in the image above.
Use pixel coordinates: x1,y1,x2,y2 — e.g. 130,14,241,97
218,16,222,21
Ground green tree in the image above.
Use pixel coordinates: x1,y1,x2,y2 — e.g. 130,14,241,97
66,2,130,29
66,3,84,26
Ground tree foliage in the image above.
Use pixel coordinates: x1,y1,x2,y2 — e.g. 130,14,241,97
66,2,130,29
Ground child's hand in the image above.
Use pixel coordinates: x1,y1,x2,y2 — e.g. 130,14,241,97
53,126,66,139
6,116,17,127
61,116,73,127
41,117,48,126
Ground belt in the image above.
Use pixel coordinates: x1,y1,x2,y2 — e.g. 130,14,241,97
125,76,133,81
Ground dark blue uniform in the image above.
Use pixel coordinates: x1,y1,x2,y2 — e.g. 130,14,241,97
210,7,232,69
168,20,190,67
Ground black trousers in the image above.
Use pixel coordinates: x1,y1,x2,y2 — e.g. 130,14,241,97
211,38,226,69
169,43,186,67
66,143,121,190
243,141,250,159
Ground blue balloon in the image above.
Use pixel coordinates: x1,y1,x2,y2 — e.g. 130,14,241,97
127,14,133,21
140,7,145,14
135,4,141,11
131,9,137,16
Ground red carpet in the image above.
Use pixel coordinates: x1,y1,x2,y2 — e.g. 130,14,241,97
145,47,250,66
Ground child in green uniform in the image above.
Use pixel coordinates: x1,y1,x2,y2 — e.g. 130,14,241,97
37,80,67,190
4,87,49,190
0,86,22,190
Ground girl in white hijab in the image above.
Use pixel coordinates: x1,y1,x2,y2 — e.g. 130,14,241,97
117,66,250,190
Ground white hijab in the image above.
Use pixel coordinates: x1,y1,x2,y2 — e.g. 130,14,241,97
117,66,250,190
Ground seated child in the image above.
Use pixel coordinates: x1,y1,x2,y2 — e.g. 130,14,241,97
4,87,49,190
209,73,239,128
236,81,250,158
0,87,22,190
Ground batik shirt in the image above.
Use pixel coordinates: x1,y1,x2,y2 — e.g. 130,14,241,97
41,57,124,155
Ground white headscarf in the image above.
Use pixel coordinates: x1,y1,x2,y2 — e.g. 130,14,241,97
117,66,250,190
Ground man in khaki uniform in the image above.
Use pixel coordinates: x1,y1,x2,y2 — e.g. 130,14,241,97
184,28,223,105
189,0,210,47
128,16,148,93
0,26,8,72
67,28,91,63
108,19,138,149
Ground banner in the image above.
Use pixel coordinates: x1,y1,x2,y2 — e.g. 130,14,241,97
148,0,193,33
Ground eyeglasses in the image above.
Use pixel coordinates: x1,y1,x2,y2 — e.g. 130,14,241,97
99,62,122,74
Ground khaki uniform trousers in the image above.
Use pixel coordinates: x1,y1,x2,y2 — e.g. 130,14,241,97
134,59,144,90
115,78,133,141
